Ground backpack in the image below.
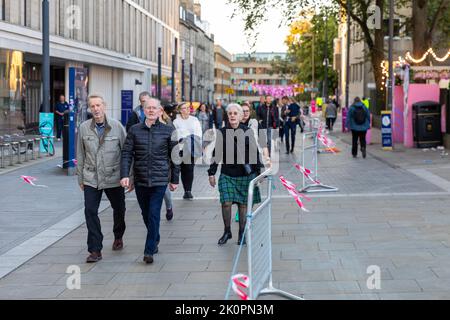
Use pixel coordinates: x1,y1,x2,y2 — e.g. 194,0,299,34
353,106,366,125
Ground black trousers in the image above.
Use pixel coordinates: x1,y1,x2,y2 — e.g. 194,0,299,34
279,122,285,142
284,120,297,152
180,163,195,192
352,130,367,156
56,117,64,139
84,186,126,253
326,117,337,131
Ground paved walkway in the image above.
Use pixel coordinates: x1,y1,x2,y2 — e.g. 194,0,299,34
1,116,450,300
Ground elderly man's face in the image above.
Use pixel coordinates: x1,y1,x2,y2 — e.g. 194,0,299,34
144,99,161,122
89,98,106,123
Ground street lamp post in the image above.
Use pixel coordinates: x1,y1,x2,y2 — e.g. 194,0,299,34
387,0,394,111
171,36,176,103
345,0,351,109
42,0,50,113
157,25,162,100
221,71,224,101
323,10,329,100
301,33,315,94
181,41,185,101
190,45,194,102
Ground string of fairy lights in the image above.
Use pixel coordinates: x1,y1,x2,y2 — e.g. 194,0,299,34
379,47,450,90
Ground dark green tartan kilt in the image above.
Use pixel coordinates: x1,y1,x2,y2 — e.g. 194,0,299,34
218,174,262,205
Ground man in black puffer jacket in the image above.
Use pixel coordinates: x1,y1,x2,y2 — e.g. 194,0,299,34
121,97,180,264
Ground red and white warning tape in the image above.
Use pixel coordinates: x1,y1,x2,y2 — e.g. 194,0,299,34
231,274,250,300
20,176,48,188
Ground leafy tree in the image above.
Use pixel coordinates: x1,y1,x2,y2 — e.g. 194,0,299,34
228,0,450,110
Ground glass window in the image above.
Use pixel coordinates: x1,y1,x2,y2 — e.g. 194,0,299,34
1,0,5,21
0,50,25,135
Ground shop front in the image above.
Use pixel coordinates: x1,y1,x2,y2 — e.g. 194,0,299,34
0,49,25,136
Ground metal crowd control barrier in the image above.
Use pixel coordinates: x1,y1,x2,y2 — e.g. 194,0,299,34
299,117,338,193
225,168,303,300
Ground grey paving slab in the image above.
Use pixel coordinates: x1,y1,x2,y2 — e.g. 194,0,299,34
358,280,423,293
2,123,450,300
333,268,393,281
0,285,66,299
279,281,361,295
110,284,170,298
58,285,118,299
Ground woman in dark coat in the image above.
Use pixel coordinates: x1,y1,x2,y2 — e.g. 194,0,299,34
208,103,263,246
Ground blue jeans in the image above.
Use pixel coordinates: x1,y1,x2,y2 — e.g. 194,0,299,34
135,186,167,255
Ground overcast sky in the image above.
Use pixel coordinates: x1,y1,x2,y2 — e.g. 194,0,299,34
198,0,289,54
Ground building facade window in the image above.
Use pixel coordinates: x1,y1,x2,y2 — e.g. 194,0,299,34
1,0,4,21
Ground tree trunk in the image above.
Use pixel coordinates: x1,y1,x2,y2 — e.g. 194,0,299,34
371,0,386,112
412,0,430,65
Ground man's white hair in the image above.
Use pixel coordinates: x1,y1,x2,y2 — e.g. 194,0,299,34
144,97,163,109
88,94,106,107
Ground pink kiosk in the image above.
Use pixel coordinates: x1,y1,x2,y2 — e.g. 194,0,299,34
392,84,441,147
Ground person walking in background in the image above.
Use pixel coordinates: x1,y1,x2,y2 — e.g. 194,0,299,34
196,103,213,135
121,97,180,264
160,108,176,221
126,91,151,132
346,97,371,159
284,97,301,154
77,94,127,263
257,95,280,154
212,99,227,129
279,98,287,144
325,98,338,131
54,95,69,141
173,102,203,200
208,104,263,246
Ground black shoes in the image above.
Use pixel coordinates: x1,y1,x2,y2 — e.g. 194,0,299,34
166,208,174,221
183,191,194,200
112,239,123,251
143,255,154,264
237,231,247,246
362,149,367,159
218,230,232,246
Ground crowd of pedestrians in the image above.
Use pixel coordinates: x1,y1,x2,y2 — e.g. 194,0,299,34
76,90,368,265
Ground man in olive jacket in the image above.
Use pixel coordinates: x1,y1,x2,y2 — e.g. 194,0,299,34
77,94,128,263
121,97,180,264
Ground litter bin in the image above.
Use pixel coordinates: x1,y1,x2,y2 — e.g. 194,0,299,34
413,101,442,148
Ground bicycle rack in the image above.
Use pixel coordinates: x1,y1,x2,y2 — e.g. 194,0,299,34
19,140,28,162
0,143,10,168
34,137,41,158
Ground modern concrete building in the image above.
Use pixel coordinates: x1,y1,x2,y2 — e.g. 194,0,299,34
0,0,180,135
213,44,232,104
179,0,214,104
231,52,293,102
